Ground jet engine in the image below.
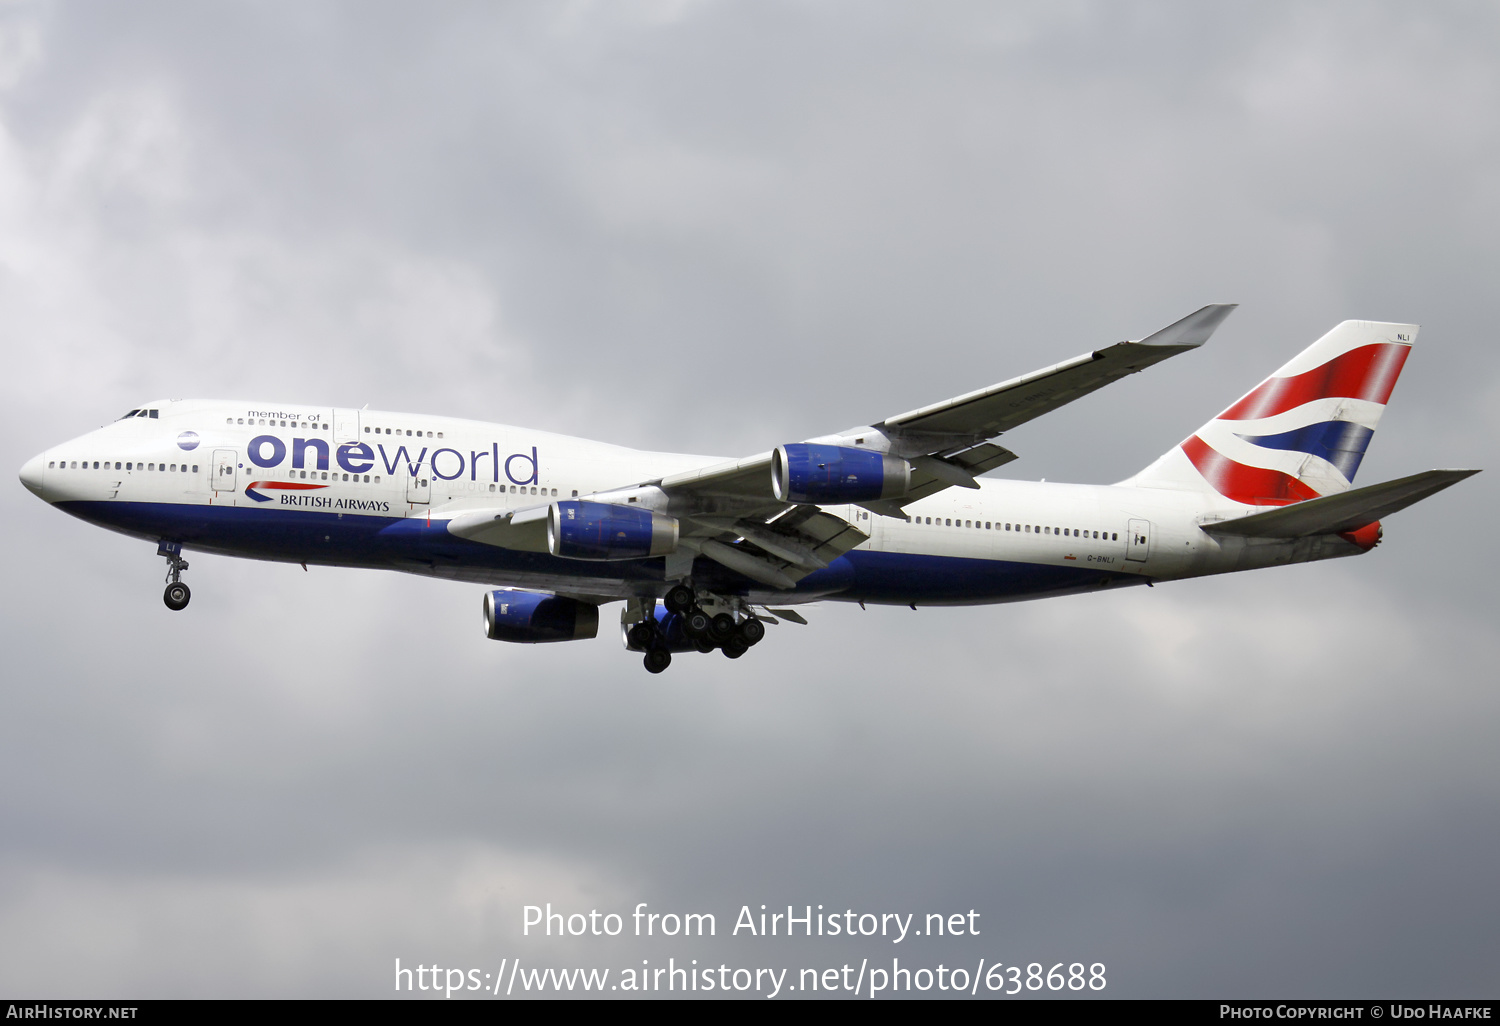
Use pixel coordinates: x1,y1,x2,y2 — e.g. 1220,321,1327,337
771,444,910,503
547,500,678,560
483,590,599,643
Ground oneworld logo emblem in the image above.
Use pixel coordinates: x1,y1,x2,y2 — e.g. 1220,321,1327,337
245,480,327,503
244,433,540,485
177,431,200,451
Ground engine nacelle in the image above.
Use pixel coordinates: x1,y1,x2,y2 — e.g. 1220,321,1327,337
547,500,678,560
483,590,599,643
772,444,910,504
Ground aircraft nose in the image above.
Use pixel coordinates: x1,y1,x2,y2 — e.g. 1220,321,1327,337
19,453,47,499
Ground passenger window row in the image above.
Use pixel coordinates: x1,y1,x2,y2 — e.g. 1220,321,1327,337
227,418,329,429
1002,525,1110,540
908,515,1118,542
49,460,198,473
366,427,444,439
487,485,558,496
220,417,450,440
1005,523,1117,541
265,472,574,497
278,469,381,483
52,457,589,503
47,459,591,502
254,469,578,495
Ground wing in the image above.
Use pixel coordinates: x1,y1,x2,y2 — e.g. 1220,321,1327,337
446,495,870,591
652,303,1234,506
452,306,1235,588
879,303,1237,447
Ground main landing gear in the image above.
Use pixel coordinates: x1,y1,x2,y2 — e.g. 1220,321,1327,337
631,584,768,673
159,541,191,611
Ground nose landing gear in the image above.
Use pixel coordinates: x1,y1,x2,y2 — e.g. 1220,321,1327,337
159,541,191,611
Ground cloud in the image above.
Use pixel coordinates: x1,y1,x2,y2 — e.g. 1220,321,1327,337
1,0,1496,998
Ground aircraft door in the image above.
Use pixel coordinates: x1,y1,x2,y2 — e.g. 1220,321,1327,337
334,408,360,443
1125,518,1151,562
406,463,430,505
850,506,878,551
212,449,238,493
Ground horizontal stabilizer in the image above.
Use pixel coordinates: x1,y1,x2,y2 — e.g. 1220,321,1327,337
1200,469,1479,539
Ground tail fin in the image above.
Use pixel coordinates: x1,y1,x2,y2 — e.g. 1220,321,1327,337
1127,320,1416,505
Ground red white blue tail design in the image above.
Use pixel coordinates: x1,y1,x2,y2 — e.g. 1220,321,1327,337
1128,320,1416,505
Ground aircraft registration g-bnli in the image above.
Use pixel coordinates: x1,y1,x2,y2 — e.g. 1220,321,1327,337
19,305,1479,673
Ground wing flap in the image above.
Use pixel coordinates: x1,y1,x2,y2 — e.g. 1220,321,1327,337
694,507,869,585
446,506,551,551
783,508,869,562
899,443,1019,504
1200,468,1479,538
658,451,774,499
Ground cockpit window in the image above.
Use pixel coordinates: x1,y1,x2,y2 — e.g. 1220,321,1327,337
148,410,158,418
120,410,140,420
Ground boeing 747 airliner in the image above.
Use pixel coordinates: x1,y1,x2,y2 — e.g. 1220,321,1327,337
19,306,1477,672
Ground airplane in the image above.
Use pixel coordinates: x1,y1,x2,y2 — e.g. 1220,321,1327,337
18,305,1478,673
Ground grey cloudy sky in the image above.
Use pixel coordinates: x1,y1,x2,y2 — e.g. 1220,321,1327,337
1,0,1497,999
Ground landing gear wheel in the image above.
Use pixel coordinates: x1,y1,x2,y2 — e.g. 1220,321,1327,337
664,585,695,615
684,609,710,638
693,638,716,654
722,641,748,659
736,618,765,646
627,622,655,650
643,647,672,674
708,613,736,644
159,542,190,610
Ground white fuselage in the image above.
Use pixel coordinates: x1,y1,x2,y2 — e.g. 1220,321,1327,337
21,399,1367,608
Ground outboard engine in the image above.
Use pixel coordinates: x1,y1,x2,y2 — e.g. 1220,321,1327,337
772,444,910,503
548,500,678,560
483,590,599,643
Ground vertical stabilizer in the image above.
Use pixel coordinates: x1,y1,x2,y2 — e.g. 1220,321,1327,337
1126,320,1416,505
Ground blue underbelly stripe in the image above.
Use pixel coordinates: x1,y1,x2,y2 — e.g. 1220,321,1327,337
56,500,1137,603
830,550,1132,604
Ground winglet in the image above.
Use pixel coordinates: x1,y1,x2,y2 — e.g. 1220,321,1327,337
1137,304,1238,348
